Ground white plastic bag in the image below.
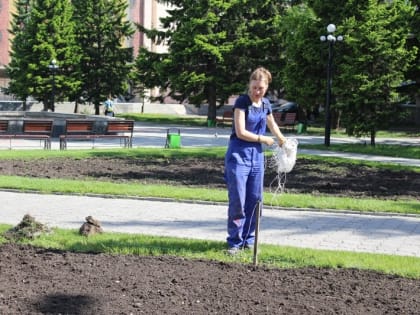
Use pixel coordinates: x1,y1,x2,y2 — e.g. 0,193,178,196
271,138,298,173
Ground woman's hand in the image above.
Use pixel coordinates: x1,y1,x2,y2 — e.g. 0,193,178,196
278,137,287,146
259,135,275,146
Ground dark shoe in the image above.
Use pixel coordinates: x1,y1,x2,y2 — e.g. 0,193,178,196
244,244,254,251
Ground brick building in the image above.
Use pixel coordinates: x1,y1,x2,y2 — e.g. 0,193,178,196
0,0,169,98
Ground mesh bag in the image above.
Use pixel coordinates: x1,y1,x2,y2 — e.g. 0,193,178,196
271,138,298,173
268,138,299,195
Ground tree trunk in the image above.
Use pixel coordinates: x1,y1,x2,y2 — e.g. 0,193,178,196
74,101,79,114
415,94,420,125
43,96,49,111
95,102,100,115
370,129,376,146
206,85,217,123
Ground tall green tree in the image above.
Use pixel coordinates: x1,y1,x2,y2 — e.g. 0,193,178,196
20,0,81,111
402,0,420,124
135,0,287,123
72,0,134,115
338,0,416,145
279,4,322,121
6,0,32,110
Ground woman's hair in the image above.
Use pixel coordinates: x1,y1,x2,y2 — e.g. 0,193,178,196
249,67,272,84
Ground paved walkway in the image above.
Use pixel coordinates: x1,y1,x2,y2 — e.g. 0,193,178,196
2,191,420,257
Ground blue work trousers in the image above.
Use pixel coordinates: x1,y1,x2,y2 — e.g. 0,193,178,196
225,145,264,248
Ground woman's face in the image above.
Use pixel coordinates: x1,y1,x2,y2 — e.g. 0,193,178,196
249,80,268,101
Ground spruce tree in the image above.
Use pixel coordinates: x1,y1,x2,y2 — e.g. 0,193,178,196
6,0,33,109
22,0,82,111
338,0,416,145
135,0,287,123
72,0,134,115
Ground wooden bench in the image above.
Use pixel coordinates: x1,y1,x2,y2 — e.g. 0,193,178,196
59,119,134,149
273,112,297,131
94,120,134,148
215,110,233,127
59,119,96,150
0,119,53,149
0,120,13,148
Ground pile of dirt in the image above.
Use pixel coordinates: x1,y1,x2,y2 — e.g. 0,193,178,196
3,214,50,241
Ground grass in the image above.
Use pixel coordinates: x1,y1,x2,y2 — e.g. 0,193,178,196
1,224,419,279
119,113,208,126
300,143,420,160
0,146,227,160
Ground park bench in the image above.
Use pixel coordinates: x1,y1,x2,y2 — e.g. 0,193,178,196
94,119,134,148
215,110,233,127
0,119,53,149
59,119,96,150
60,119,134,149
273,112,297,131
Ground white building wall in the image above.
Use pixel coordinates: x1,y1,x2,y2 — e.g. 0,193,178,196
142,0,170,54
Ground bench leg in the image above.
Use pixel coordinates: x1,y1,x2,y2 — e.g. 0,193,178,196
60,139,66,150
43,139,51,150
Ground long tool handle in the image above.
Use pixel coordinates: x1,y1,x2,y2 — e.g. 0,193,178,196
253,200,262,268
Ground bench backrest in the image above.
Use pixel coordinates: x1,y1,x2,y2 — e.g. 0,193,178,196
272,112,282,125
0,120,9,133
283,112,297,124
223,111,233,119
64,120,95,134
22,120,53,135
106,120,134,135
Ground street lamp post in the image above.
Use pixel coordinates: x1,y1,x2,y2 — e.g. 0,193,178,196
320,24,343,146
48,59,59,112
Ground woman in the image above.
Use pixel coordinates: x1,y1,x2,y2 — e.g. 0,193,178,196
224,67,286,255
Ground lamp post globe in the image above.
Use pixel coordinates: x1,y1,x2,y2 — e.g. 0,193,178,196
327,24,336,33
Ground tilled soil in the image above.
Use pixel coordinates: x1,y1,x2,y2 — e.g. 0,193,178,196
1,244,419,315
1,156,419,314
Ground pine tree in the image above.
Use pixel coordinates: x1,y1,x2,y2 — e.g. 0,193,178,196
6,0,33,109
21,0,82,111
72,0,134,115
135,0,287,123
338,0,416,145
402,0,420,124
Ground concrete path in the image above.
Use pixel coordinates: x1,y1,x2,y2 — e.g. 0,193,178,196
2,191,420,258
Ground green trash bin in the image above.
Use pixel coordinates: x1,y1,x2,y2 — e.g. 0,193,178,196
297,123,307,134
207,119,216,127
165,128,181,148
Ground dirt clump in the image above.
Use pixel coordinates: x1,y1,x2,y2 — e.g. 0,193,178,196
3,214,50,241
79,216,103,237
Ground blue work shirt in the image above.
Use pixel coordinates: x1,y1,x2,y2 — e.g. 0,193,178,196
229,94,272,142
